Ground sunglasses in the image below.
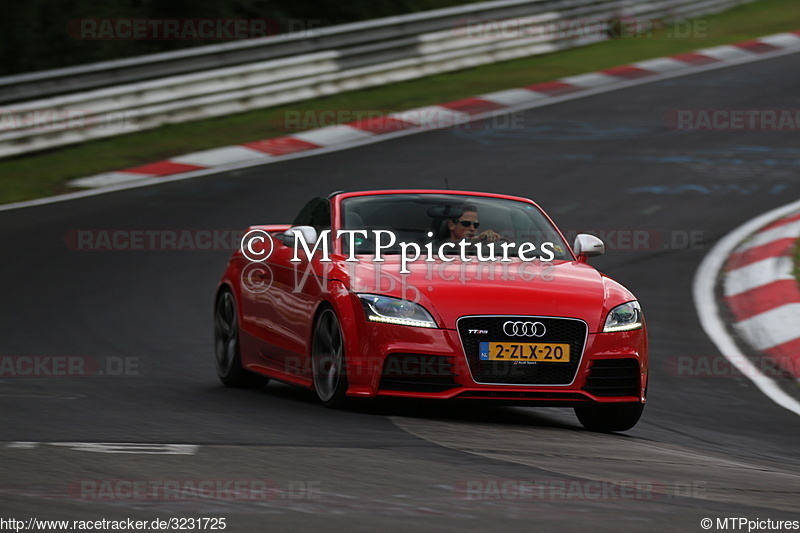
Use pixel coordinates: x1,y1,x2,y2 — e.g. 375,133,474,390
457,220,480,229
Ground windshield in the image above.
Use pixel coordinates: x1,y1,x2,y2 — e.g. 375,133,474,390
339,193,571,260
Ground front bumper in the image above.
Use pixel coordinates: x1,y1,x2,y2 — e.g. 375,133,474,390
344,322,647,403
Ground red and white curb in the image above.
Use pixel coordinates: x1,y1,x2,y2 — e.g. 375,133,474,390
724,213,800,380
69,30,800,189
695,199,800,418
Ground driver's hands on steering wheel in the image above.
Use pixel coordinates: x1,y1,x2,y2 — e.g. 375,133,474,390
471,230,503,243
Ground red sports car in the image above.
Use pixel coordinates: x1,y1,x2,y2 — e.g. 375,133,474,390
214,190,648,431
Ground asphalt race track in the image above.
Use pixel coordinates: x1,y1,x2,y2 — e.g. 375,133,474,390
1,52,800,531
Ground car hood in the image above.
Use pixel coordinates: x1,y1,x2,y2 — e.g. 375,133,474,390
343,258,632,333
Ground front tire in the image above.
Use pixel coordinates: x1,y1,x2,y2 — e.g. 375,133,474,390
311,306,351,408
574,402,644,432
213,289,268,388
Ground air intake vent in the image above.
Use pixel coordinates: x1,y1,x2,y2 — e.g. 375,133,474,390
584,358,640,397
379,353,459,393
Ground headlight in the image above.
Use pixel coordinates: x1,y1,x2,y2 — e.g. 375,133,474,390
357,294,437,328
603,301,643,332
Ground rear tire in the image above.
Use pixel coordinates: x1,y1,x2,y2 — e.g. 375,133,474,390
574,402,644,432
213,289,268,388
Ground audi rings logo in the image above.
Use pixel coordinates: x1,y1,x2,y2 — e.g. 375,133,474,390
503,321,546,337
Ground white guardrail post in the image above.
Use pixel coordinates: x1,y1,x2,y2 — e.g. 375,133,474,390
0,0,754,159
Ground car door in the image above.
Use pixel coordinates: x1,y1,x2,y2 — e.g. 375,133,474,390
259,197,333,377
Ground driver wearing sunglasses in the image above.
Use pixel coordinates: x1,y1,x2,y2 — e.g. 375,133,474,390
447,203,502,243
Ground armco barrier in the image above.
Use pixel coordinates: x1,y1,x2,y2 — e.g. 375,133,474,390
0,0,756,159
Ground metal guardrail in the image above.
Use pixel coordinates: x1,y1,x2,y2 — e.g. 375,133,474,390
0,0,755,159
0,0,597,104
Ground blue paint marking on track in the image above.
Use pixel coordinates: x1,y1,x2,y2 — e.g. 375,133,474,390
452,134,800,172
627,184,789,195
500,150,800,169
625,155,800,167
450,120,651,145
654,76,761,88
714,145,800,155
454,127,800,168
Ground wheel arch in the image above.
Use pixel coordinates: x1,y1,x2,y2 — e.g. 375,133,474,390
309,281,373,395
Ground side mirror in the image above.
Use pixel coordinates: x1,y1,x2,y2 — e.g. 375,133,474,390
281,225,318,247
574,234,604,260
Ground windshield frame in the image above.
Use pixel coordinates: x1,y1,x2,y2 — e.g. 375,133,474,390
331,191,575,262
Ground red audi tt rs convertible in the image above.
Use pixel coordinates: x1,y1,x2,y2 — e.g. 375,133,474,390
214,190,648,431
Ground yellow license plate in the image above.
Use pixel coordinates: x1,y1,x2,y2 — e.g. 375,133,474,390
479,342,570,362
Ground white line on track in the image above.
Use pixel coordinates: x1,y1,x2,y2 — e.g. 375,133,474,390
5,442,199,454
694,199,800,417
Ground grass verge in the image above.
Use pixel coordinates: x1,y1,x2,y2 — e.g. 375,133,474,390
1,0,799,205
794,235,800,283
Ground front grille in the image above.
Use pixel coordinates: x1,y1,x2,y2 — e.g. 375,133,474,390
457,316,587,385
379,353,460,393
584,358,640,397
